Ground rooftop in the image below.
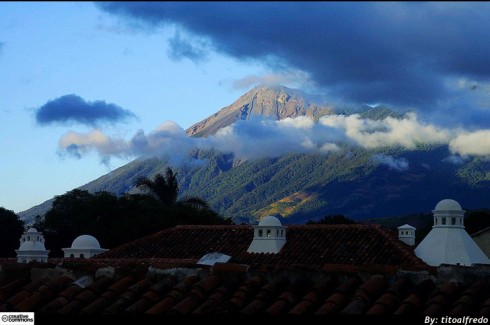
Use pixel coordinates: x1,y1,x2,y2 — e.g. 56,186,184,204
2,223,490,319
96,224,426,269
0,258,489,316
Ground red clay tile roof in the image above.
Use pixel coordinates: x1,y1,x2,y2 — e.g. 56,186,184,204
1,224,488,318
96,224,426,269
0,260,490,317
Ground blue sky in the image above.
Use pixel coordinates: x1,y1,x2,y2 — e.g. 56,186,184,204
0,2,266,212
2,2,490,213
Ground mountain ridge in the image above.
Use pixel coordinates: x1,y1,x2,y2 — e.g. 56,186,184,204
185,84,334,137
17,85,490,225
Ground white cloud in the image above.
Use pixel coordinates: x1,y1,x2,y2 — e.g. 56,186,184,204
320,112,452,149
232,70,313,91
449,130,490,156
372,154,409,171
59,129,128,157
57,112,490,165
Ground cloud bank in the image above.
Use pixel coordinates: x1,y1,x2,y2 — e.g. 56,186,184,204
98,2,490,123
57,113,490,167
36,94,136,126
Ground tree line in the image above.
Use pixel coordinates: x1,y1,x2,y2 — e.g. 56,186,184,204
2,166,490,257
0,167,231,257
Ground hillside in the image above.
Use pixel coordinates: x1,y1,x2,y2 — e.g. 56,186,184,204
18,85,490,225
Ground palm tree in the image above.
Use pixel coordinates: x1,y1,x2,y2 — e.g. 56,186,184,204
136,167,178,206
176,196,210,210
136,167,210,209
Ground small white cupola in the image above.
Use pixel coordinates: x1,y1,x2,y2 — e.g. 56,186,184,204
15,228,50,263
247,216,286,254
62,235,108,258
414,199,490,266
397,224,416,246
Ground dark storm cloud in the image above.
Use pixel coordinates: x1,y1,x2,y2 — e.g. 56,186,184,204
35,94,136,126
98,2,490,108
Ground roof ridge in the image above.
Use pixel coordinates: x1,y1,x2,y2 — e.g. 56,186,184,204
470,226,490,236
97,223,426,268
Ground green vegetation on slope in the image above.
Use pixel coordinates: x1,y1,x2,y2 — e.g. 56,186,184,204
33,169,231,256
19,143,490,225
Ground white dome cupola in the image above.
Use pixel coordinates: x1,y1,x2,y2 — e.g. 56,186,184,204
432,199,465,228
15,228,50,263
415,199,490,266
247,216,287,254
62,235,108,258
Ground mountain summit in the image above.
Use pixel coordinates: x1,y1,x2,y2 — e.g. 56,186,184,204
185,85,333,137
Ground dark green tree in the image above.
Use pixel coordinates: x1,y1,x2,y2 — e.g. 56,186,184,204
136,167,178,206
136,167,210,210
34,167,232,255
34,189,119,255
464,209,490,235
0,207,25,257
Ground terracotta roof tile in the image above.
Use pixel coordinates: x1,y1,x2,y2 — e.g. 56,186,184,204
424,281,463,316
39,277,95,313
366,292,398,315
0,261,489,316
124,276,176,313
479,297,490,316
2,225,490,316
168,275,221,314
144,289,185,314
98,225,426,269
80,276,135,314
394,279,436,315
192,285,232,314
14,276,73,312
315,277,362,314
367,277,412,315
449,280,489,316
0,279,27,303
222,275,265,313
341,275,387,314
288,276,338,315
57,276,114,314
212,263,249,274
264,291,296,315
103,278,150,314
59,284,85,300
265,277,310,315
7,277,49,307
239,276,289,314
144,275,199,314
